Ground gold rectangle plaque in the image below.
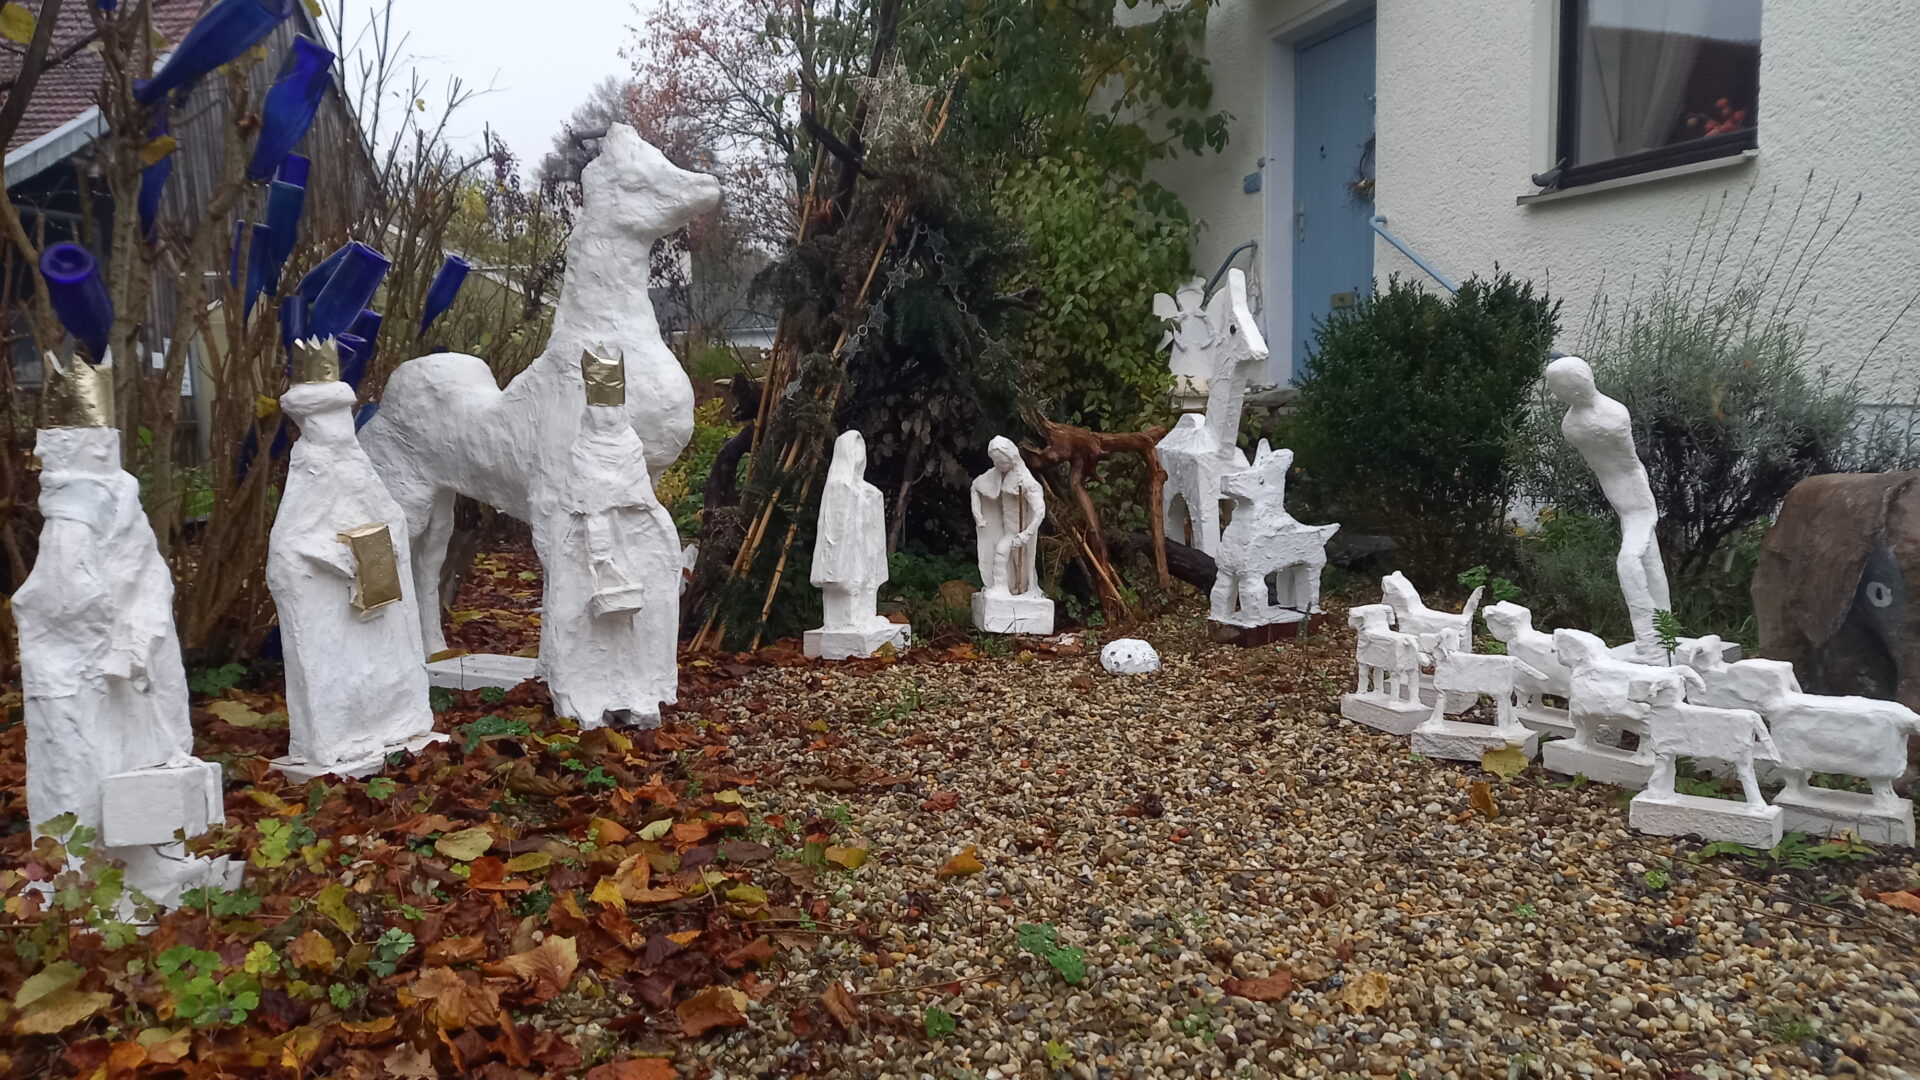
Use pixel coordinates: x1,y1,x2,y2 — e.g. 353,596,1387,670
339,522,404,613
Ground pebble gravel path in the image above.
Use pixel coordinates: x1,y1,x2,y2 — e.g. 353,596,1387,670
676,608,1920,1080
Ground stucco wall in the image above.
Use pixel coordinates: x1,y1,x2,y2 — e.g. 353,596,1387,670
1153,0,1920,400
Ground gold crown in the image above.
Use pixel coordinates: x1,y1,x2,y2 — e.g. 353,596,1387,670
580,347,625,407
43,352,113,428
291,337,341,384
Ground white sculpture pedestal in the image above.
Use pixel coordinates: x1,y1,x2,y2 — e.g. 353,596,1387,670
425,653,539,691
805,620,910,661
1542,739,1653,789
1773,788,1916,846
972,590,1054,635
272,731,449,783
1517,704,1574,738
1340,694,1429,736
1411,719,1540,762
1629,791,1783,848
99,761,243,909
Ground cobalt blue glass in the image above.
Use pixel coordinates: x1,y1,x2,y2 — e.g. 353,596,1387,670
294,243,348,303
246,35,333,181
306,242,390,340
420,255,471,332
265,178,306,291
276,153,310,187
39,243,114,361
138,116,172,239
136,0,299,106
348,308,382,377
243,223,273,318
280,294,308,352
334,333,368,390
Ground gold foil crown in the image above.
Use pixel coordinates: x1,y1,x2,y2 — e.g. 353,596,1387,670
580,348,626,407
291,337,341,384
43,352,113,428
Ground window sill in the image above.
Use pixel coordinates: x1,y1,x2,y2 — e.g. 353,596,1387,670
1517,149,1759,206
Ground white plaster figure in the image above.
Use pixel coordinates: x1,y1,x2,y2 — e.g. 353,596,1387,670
1676,636,1919,845
1627,671,1784,848
1100,638,1162,675
1153,275,1213,409
1340,604,1427,735
1544,356,1673,663
1210,441,1339,627
1540,628,1659,787
970,436,1054,634
806,430,910,660
268,340,443,780
13,354,235,907
1156,269,1269,555
1482,601,1574,736
537,351,682,728
362,124,720,657
1380,572,1483,659
1411,629,1545,761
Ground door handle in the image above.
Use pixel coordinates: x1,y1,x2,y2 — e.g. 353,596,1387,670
1295,201,1306,243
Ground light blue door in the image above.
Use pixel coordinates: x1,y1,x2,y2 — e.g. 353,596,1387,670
1290,16,1376,375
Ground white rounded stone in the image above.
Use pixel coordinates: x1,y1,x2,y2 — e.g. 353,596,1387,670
1100,638,1161,675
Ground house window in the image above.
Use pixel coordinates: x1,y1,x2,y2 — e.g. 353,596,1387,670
1555,0,1759,186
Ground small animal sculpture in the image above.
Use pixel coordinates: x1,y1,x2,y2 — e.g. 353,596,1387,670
1631,672,1776,807
1553,628,1698,751
1677,636,1920,811
1381,571,1483,659
1482,602,1572,714
1349,604,1421,704
1211,441,1339,626
1426,629,1546,736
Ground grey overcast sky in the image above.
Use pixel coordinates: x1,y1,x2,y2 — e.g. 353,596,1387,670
336,0,646,167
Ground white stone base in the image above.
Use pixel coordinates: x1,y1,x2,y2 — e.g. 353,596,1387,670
100,761,224,847
1411,721,1539,762
425,653,539,691
972,591,1054,635
1773,787,1916,847
1516,704,1573,739
115,844,245,912
1417,677,1476,714
1340,694,1429,736
1629,793,1783,847
271,732,450,783
1542,740,1653,789
804,620,911,661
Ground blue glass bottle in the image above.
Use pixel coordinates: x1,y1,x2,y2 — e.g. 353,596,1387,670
280,294,308,353
40,243,114,361
136,0,300,106
242,223,273,318
138,116,173,239
334,332,369,391
306,242,390,340
419,255,472,332
264,166,307,292
246,35,333,181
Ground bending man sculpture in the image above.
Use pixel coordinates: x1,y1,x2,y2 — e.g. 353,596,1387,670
972,436,1045,598
1545,355,1672,662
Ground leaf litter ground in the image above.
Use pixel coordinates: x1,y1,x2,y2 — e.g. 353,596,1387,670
2,572,1919,1079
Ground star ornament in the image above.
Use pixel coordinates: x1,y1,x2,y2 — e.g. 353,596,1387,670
852,57,934,151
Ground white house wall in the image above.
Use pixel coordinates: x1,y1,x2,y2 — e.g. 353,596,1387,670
1150,0,1920,402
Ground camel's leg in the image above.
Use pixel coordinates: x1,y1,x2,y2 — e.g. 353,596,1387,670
1869,777,1899,810
1736,760,1766,807
411,488,458,657
1209,574,1234,620
1646,754,1677,800
1777,768,1810,801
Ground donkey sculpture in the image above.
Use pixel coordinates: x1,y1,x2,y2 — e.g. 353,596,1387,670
361,125,720,655
1211,441,1340,626
1155,269,1268,557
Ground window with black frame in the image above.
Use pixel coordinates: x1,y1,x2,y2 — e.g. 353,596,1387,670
1553,0,1760,187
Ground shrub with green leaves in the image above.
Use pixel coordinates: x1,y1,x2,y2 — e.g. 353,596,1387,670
1289,273,1560,582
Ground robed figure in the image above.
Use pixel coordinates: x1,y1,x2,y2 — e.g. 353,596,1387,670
971,436,1046,597
538,350,680,727
268,341,438,776
804,431,909,659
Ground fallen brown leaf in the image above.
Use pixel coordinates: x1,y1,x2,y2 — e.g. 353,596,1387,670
1222,972,1294,1002
1878,890,1920,914
288,930,337,971
584,1058,676,1080
1340,971,1390,1012
484,936,579,1003
1468,781,1499,819
920,791,960,812
402,967,501,1029
936,845,985,879
676,986,750,1037
820,981,860,1028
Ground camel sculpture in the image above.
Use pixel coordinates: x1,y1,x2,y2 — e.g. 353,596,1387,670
361,125,720,655
1156,269,1267,557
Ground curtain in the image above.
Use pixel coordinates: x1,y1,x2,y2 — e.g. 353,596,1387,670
1576,1,1716,163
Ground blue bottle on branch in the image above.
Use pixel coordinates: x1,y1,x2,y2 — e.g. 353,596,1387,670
419,255,471,332
138,116,173,239
136,0,299,106
246,35,333,181
242,223,273,318
306,242,391,340
265,167,308,291
39,243,114,361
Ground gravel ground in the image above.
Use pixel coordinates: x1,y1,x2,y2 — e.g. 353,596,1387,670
673,607,1920,1080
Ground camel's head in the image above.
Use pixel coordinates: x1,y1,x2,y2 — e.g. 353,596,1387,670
1220,439,1291,504
581,124,722,240
1481,601,1532,643
1380,570,1417,610
1207,268,1269,374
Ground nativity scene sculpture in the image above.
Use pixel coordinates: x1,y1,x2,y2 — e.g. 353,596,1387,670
361,123,720,661
807,430,911,659
1210,441,1339,636
971,436,1054,634
538,349,683,728
268,339,442,780
14,355,237,908
1156,269,1267,557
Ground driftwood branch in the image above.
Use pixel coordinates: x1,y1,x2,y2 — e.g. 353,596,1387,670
1019,417,1171,623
